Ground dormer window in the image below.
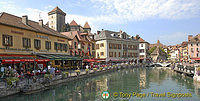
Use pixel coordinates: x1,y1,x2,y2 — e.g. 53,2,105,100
111,33,116,37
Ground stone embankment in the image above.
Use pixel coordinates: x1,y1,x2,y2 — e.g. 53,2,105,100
0,64,137,97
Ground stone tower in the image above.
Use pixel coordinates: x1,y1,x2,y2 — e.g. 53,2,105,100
48,6,66,32
83,22,91,33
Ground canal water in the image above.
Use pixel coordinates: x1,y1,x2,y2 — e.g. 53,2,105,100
1,68,200,101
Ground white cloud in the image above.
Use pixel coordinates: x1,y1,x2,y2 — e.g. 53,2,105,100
91,0,200,21
158,32,188,45
0,0,200,36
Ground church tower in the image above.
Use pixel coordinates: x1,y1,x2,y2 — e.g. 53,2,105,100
48,6,66,32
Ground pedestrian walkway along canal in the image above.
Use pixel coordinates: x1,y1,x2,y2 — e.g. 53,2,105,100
1,67,200,101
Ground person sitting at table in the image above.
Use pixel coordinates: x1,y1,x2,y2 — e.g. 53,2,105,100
42,69,47,74
37,69,41,75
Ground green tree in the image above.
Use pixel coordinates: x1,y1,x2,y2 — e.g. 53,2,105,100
148,46,156,54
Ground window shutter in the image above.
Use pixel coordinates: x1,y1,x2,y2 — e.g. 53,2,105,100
10,36,13,46
49,42,51,49
39,40,41,49
29,39,31,48
2,35,5,46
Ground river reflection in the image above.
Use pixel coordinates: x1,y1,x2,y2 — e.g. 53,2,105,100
1,68,200,101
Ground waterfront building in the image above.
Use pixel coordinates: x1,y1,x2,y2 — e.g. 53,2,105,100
149,40,166,49
48,6,96,60
188,34,200,62
150,46,167,62
0,12,81,69
136,36,150,62
179,41,188,62
61,31,96,59
94,30,139,63
169,49,179,62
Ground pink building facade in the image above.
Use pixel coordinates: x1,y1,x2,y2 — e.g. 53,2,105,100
188,34,200,61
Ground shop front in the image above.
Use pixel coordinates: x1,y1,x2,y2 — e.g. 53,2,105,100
37,54,82,70
0,54,50,78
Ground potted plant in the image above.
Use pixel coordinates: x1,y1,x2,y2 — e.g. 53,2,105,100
85,69,90,74
100,67,103,71
93,68,97,72
75,70,80,76
61,72,69,78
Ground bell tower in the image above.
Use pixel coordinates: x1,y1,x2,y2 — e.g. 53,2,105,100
48,6,66,32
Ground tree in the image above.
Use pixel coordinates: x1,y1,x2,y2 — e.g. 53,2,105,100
148,46,156,54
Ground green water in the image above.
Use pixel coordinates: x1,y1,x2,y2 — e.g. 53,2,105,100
1,68,200,101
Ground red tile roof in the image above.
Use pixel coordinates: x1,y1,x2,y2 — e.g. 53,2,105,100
83,22,91,28
139,37,145,42
0,12,70,39
61,31,86,42
189,34,200,43
69,20,78,26
48,6,66,16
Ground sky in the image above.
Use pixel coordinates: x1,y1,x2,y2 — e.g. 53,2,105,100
0,0,200,45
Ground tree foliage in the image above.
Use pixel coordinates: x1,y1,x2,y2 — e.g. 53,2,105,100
148,46,156,54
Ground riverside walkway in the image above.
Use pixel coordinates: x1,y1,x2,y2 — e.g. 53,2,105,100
0,64,136,97
173,64,195,77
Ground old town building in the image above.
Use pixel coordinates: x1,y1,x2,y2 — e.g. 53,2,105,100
136,36,150,62
94,30,139,63
61,31,96,59
179,41,188,62
0,12,82,69
188,34,200,61
150,47,167,62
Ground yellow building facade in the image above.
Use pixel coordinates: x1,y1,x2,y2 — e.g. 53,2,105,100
0,24,69,55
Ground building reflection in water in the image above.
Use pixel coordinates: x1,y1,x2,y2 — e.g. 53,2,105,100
1,68,200,101
139,68,147,89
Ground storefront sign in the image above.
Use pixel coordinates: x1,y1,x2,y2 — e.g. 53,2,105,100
11,30,24,35
37,35,49,40
2,59,49,63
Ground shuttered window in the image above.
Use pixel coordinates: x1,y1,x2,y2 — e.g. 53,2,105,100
45,41,51,50
34,39,41,49
2,35,13,46
22,38,31,48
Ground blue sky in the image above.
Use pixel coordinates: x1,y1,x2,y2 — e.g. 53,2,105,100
1,0,200,45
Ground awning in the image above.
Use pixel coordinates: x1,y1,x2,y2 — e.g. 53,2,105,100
191,58,200,60
37,54,82,61
83,59,96,62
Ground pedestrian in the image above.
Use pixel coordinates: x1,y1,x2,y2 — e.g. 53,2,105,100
86,65,89,69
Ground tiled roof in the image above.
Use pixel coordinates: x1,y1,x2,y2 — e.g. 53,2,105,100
69,20,78,26
0,12,70,39
61,31,87,42
48,6,66,16
94,30,137,41
189,34,200,43
83,22,91,28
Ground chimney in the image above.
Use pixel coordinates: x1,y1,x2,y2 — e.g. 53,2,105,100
120,30,122,33
22,15,28,25
97,31,100,34
188,35,193,42
39,19,43,27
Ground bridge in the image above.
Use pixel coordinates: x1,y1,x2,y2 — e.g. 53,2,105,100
149,62,171,67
